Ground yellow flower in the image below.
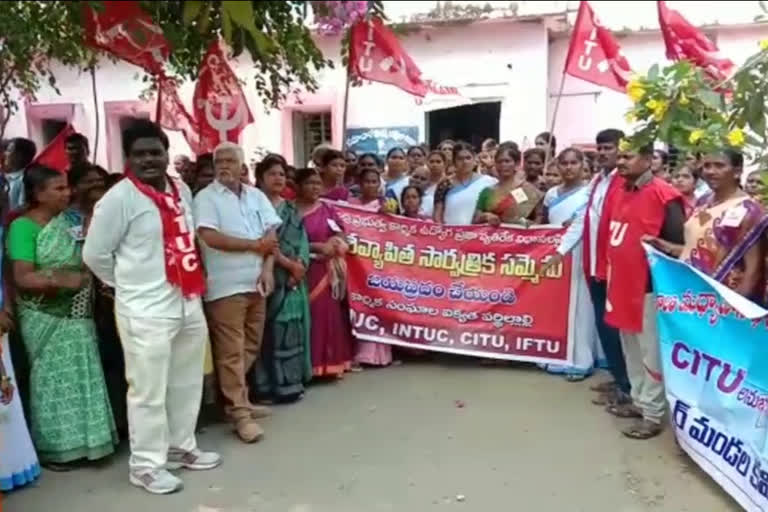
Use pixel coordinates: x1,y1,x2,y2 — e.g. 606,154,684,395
727,128,746,147
618,139,631,152
688,129,705,144
626,79,646,103
624,111,637,123
760,39,768,50
646,99,668,122
679,93,689,105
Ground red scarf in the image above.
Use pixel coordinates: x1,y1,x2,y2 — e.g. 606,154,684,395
125,172,206,299
582,170,622,281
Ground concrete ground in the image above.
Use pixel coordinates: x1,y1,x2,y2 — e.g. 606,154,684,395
6,359,740,512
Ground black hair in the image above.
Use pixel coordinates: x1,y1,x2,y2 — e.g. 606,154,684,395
495,143,522,164
68,163,107,188
358,167,381,184
255,154,287,182
320,149,345,168
654,149,669,165
722,149,744,170
452,141,474,163
401,184,423,204
407,145,426,157
344,149,357,160
637,144,654,156
386,147,406,160
481,138,498,151
427,150,447,165
557,147,584,163
359,152,383,168
674,164,701,180
23,165,62,207
122,119,169,157
439,139,455,149
524,147,546,162
9,138,37,168
295,167,320,186
536,132,557,152
65,132,89,149
595,129,624,145
195,153,214,173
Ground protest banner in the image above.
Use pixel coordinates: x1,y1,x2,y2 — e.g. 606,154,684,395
333,203,576,364
647,247,768,512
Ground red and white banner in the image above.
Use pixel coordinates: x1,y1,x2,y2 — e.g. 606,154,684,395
192,41,254,154
335,204,576,363
657,0,733,82
83,0,169,76
84,1,201,152
564,1,632,92
349,17,427,97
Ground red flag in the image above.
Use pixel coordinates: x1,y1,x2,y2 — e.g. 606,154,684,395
564,1,632,93
83,1,169,75
349,17,427,97
192,41,254,154
657,0,733,81
157,76,201,155
32,124,75,173
84,1,203,153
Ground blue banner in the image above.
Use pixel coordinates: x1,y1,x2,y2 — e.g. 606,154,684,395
647,247,768,511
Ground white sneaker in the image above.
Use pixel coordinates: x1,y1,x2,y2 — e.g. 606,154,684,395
167,448,222,471
129,468,184,495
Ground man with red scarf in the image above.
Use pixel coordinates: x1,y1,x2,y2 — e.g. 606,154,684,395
83,120,221,494
604,144,684,440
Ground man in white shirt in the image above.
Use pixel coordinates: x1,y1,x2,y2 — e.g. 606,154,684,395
542,129,631,406
83,120,220,495
193,142,281,443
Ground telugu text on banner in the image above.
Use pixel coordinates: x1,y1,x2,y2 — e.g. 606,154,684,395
647,247,768,512
333,204,576,364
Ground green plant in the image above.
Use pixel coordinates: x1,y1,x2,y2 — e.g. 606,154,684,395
622,41,768,170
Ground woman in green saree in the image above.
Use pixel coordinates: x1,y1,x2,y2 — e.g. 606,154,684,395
7,165,116,469
251,155,311,403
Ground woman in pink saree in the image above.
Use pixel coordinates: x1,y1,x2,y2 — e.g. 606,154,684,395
294,168,355,377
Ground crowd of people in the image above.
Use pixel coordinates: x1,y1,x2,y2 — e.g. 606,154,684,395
0,119,765,496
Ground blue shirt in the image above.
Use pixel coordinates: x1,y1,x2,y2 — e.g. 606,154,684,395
193,181,282,302
6,170,24,211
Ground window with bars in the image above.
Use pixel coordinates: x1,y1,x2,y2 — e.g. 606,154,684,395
293,111,332,166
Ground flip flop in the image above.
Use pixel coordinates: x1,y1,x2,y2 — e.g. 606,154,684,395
590,380,616,392
622,419,663,440
592,390,631,406
565,374,588,382
605,403,642,418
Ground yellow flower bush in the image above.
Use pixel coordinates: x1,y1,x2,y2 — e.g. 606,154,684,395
727,128,745,147
760,39,768,51
626,78,646,103
688,129,705,144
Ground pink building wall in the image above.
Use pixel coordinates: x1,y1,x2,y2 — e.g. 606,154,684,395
3,15,766,169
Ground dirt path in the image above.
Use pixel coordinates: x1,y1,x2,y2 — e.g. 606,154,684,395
5,360,740,512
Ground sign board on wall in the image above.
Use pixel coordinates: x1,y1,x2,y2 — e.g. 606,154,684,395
345,126,419,157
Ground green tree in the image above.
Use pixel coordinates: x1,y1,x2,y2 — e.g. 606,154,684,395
0,0,384,140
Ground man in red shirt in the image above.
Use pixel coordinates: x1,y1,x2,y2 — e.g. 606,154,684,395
604,144,684,440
